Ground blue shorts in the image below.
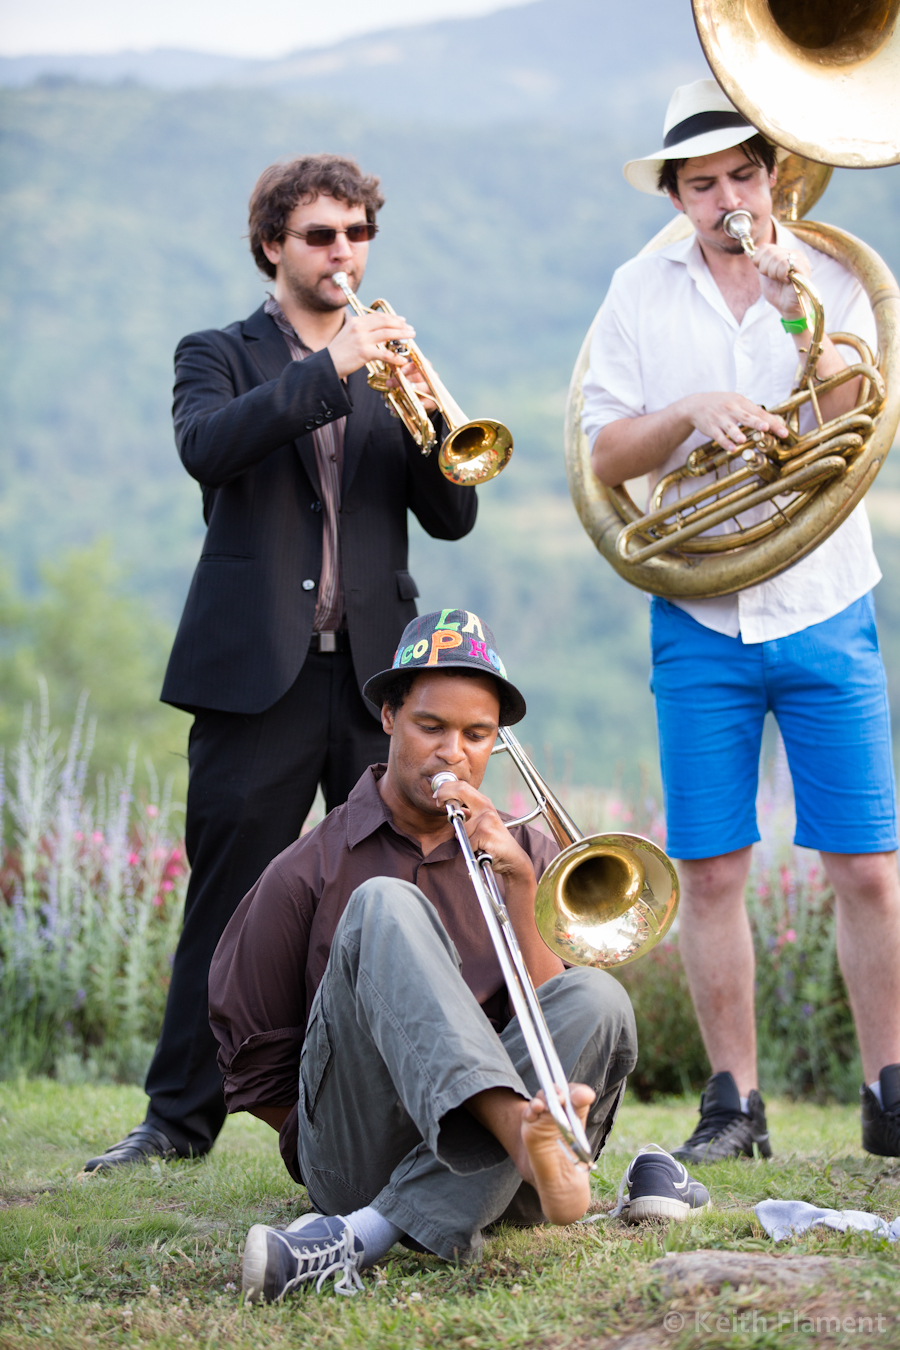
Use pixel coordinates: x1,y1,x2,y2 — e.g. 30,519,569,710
650,593,898,859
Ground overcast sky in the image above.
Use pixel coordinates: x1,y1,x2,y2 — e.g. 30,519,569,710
0,0,528,59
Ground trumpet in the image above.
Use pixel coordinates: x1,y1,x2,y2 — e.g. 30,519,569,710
432,727,678,1167
331,271,513,486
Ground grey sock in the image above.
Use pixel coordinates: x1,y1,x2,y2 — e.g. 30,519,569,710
343,1206,403,1266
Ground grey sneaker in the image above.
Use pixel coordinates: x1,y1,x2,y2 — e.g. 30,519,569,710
242,1214,364,1302
611,1145,711,1223
861,1063,900,1157
672,1071,772,1164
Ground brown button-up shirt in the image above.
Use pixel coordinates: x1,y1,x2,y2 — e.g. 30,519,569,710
209,764,558,1179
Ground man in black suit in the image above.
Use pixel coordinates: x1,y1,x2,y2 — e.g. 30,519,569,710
84,154,477,1171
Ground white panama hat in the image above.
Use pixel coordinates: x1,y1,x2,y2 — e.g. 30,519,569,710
624,78,769,196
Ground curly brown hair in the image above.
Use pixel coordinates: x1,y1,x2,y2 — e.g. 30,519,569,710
248,154,385,279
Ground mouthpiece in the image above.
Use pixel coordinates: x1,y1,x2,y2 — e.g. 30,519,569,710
724,210,755,256
331,271,353,299
431,772,459,793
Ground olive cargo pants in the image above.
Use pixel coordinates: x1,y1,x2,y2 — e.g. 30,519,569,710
296,878,638,1261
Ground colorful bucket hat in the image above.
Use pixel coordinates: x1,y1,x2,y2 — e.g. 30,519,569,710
363,608,526,724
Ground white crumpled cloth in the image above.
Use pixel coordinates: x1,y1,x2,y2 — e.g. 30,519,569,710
755,1199,900,1243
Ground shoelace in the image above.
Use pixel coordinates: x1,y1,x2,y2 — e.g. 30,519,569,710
686,1110,746,1145
608,1143,688,1218
281,1222,364,1298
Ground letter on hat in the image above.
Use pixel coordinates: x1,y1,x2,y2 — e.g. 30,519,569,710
428,630,463,665
461,611,485,640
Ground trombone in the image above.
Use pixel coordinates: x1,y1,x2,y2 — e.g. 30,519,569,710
331,271,513,486
432,727,679,1168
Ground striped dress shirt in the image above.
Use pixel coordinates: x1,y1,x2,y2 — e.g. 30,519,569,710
265,295,346,632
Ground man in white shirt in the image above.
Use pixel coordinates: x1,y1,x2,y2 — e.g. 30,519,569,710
583,79,900,1161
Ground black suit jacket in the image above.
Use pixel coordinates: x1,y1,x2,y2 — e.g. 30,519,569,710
160,304,477,716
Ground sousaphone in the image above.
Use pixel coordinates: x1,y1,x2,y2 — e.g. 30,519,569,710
564,0,900,599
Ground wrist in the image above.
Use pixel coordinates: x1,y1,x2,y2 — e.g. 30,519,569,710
780,313,808,334
501,866,538,899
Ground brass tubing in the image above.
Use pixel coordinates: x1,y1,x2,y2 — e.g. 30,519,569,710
618,456,848,564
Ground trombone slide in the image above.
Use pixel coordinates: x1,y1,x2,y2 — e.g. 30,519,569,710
431,771,593,1167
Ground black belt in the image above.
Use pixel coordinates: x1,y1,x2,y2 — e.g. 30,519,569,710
309,630,351,654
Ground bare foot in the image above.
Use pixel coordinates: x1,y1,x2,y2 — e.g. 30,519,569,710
521,1083,595,1225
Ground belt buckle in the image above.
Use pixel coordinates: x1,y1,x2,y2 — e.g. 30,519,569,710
317,631,337,653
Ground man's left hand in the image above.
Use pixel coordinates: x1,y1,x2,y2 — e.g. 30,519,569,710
383,357,439,413
431,778,533,883
753,243,809,320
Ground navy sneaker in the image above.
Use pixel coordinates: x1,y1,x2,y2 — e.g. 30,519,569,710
611,1145,710,1223
242,1214,364,1302
672,1071,772,1164
861,1063,900,1157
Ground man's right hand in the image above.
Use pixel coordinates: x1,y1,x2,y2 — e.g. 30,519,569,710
676,392,790,454
327,312,417,380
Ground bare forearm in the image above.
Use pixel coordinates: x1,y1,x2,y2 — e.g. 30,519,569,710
505,876,565,987
798,333,862,421
590,405,696,487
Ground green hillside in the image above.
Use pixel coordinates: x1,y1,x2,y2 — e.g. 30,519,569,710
2,80,900,786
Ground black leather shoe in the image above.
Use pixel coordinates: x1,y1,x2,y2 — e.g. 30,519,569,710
83,1123,176,1173
672,1071,772,1163
861,1063,900,1157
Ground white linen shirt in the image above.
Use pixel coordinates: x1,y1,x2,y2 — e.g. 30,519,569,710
581,219,881,643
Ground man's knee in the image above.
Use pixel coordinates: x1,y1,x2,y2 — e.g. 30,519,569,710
345,876,430,921
544,966,637,1059
338,878,455,957
576,965,635,1033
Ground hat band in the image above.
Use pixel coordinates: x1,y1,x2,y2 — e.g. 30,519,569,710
663,109,751,150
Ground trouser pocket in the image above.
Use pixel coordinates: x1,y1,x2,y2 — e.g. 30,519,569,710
299,993,333,1127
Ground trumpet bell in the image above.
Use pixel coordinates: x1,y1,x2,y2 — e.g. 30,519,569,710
535,833,679,968
694,0,900,168
438,419,514,486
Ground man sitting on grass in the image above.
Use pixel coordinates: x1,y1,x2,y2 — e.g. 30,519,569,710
209,610,708,1301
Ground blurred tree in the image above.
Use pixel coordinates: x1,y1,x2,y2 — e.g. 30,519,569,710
0,541,189,791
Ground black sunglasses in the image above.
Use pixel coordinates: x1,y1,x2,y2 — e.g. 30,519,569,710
282,222,378,247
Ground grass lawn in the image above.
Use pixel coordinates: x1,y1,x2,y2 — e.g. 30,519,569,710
1,1080,898,1349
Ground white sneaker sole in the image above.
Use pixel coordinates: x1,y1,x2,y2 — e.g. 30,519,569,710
625,1195,709,1223
242,1224,271,1303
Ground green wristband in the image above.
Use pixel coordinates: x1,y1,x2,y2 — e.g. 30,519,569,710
781,314,808,334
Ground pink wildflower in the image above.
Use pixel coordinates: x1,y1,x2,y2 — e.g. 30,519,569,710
784,928,797,943
153,895,163,907
161,879,174,892
170,848,182,863
146,805,159,818
74,831,84,842
92,831,104,843
128,852,140,866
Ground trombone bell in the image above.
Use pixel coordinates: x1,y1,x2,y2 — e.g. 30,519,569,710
535,834,678,969
494,728,679,969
